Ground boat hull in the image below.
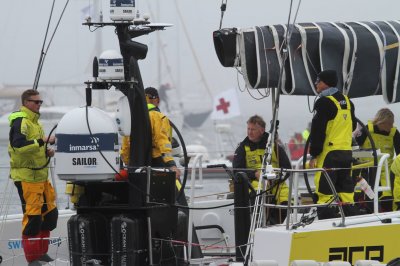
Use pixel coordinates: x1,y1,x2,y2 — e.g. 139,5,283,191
253,212,400,266
0,210,73,265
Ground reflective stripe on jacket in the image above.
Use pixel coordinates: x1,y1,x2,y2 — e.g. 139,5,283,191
8,106,48,182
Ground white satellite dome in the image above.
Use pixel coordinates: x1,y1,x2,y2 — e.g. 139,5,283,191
98,49,124,81
55,106,119,181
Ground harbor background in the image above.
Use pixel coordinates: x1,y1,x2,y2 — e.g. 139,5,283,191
1,0,400,149
2,0,400,213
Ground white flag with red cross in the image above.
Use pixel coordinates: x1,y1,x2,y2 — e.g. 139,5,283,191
211,89,241,120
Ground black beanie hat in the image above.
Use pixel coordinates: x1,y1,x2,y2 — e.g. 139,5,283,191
144,87,159,99
317,70,338,87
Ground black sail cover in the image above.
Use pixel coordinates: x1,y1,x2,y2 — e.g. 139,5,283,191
213,20,400,103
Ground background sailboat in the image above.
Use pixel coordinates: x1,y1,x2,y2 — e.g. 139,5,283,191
143,0,215,132
1,1,400,265
2,0,400,153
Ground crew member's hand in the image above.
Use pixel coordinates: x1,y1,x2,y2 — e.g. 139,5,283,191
170,166,181,179
46,148,55,157
43,136,56,144
115,169,128,181
309,158,317,168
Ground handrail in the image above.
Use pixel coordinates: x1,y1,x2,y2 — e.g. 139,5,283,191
49,159,60,207
373,153,390,214
266,167,344,228
187,153,203,260
289,151,392,227
292,155,313,223
186,153,204,189
352,151,391,214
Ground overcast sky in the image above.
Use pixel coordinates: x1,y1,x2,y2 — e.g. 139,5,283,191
1,0,400,143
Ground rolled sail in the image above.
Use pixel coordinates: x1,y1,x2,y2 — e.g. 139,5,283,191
213,20,400,103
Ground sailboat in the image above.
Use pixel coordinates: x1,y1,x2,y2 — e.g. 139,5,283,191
142,0,216,132
3,0,400,265
212,5,400,264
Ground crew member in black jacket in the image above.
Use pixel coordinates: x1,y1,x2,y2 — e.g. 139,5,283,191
309,70,358,219
233,115,291,223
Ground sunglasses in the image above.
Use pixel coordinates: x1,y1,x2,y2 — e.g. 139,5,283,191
146,94,158,99
27,99,43,105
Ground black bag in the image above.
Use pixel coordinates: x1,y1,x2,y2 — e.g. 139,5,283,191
110,215,144,266
67,213,109,266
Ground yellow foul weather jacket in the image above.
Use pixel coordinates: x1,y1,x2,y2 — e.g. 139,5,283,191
361,121,396,197
390,155,400,210
8,106,48,182
314,95,354,204
244,145,289,204
121,103,174,166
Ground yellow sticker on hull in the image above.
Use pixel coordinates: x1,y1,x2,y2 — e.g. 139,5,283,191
289,224,400,265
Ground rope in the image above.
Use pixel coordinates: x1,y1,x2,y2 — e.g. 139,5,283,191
154,237,251,251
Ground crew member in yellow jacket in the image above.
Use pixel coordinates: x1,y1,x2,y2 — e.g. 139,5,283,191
8,89,58,265
309,70,358,220
120,87,181,179
355,108,400,212
390,154,400,210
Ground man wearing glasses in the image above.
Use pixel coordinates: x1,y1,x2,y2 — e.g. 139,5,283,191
8,89,58,265
309,70,358,220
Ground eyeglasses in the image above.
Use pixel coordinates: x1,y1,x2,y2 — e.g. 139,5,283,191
314,78,320,85
146,94,158,99
27,99,43,105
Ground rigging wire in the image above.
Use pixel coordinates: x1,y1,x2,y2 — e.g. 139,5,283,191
33,0,56,91
219,0,228,30
0,177,14,239
144,1,179,92
33,0,71,91
245,86,269,100
245,0,303,263
173,0,214,103
236,67,246,92
236,69,271,100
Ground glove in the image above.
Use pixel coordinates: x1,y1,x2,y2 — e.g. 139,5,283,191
115,169,128,181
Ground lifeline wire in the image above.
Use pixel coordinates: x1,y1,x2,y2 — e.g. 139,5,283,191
0,176,14,239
